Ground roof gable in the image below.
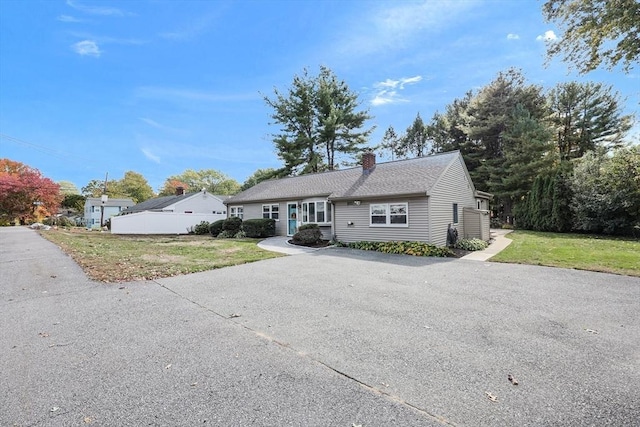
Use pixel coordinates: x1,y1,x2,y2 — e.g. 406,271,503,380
227,151,463,204
121,192,230,214
85,198,135,208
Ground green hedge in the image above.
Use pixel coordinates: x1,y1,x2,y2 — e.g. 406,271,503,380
222,217,243,235
209,219,225,236
292,227,323,245
345,241,453,257
298,223,319,231
242,218,276,238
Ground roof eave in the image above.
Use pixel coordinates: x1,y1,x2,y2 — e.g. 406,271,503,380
329,192,427,202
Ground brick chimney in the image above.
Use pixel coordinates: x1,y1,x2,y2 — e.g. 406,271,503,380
175,186,185,196
362,151,376,174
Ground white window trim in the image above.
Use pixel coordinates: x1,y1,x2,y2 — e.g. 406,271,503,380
369,202,409,228
262,204,280,221
301,199,332,225
229,206,244,219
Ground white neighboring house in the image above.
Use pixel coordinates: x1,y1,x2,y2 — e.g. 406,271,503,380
110,188,229,235
84,197,135,229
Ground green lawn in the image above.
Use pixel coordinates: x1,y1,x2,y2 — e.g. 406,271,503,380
491,230,640,277
40,228,283,282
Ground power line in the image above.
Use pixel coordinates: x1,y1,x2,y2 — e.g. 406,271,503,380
0,133,98,166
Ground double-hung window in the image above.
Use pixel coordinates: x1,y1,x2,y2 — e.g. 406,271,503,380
370,202,408,227
262,204,279,220
301,200,331,224
230,206,243,219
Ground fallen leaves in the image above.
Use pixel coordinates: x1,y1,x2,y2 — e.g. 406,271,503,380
485,391,498,402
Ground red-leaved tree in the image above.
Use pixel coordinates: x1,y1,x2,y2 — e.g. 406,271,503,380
0,159,62,223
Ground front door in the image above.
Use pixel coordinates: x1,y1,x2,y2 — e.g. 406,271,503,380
287,203,298,236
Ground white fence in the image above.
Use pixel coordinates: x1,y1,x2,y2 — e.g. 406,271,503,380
111,212,226,235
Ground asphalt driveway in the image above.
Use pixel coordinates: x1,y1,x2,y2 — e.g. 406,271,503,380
1,227,639,426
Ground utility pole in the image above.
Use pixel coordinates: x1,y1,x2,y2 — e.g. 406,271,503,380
100,172,108,228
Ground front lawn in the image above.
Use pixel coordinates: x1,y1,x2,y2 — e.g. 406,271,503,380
491,230,640,277
40,228,283,282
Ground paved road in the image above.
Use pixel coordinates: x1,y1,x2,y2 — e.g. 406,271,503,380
2,227,639,426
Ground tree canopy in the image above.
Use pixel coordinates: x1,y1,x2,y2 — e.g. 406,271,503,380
160,169,240,195
543,0,640,73
0,159,62,223
264,66,373,176
82,171,155,203
241,168,278,191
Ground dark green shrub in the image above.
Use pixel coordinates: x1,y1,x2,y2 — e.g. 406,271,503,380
217,230,235,238
222,217,242,235
346,240,453,257
209,219,225,237
44,216,75,227
242,218,276,238
193,221,211,235
292,227,323,245
298,223,319,231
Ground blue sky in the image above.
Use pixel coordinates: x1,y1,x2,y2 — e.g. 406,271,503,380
1,0,638,193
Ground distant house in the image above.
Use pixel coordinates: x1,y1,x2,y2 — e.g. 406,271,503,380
84,197,135,229
110,188,230,235
224,151,492,246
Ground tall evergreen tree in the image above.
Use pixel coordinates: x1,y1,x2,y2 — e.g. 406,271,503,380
379,126,400,161
547,82,631,160
264,66,373,175
396,113,430,158
491,105,557,219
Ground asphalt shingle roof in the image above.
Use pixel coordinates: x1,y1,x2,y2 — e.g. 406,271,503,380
227,150,463,204
122,193,231,214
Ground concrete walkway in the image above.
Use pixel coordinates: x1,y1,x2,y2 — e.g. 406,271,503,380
460,228,513,261
257,236,326,255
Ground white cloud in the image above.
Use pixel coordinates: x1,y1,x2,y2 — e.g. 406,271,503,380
507,33,520,40
57,15,83,23
141,148,161,164
139,117,186,135
371,76,422,106
66,0,127,16
536,30,558,42
338,0,480,56
72,40,101,57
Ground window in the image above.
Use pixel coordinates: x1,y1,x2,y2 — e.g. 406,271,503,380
262,204,279,220
230,206,243,219
453,203,459,224
370,202,408,227
301,200,332,224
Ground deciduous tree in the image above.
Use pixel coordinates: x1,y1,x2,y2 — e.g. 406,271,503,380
162,169,240,195
119,171,154,203
543,0,640,73
0,159,61,223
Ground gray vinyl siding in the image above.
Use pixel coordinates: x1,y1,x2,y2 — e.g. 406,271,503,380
333,197,429,243
230,202,288,236
428,156,477,246
463,207,490,241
